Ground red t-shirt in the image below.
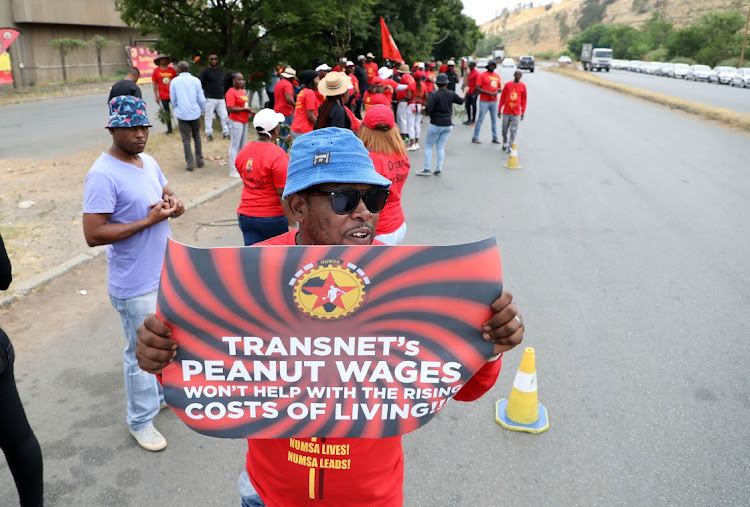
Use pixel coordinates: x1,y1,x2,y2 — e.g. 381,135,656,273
363,91,390,110
499,81,527,115
476,71,501,102
369,152,409,235
235,142,289,217
407,80,426,104
466,68,480,94
395,74,413,102
225,87,250,123
348,74,360,99
274,78,295,117
381,79,399,103
291,88,317,134
424,71,436,93
151,66,177,99
364,62,379,83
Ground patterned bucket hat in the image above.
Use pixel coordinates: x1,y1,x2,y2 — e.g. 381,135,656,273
105,95,152,128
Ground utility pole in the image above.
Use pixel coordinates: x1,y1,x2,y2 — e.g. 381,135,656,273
741,3,750,68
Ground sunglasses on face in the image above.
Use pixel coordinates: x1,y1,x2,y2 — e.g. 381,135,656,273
304,188,390,215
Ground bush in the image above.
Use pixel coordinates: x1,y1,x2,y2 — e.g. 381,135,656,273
644,47,669,62
534,50,556,60
669,56,696,65
717,58,740,67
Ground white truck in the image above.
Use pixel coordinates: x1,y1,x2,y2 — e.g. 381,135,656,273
492,45,506,64
581,44,612,72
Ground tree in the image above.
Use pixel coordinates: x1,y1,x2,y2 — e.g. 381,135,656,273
577,0,615,32
665,11,744,66
89,35,117,77
430,0,483,60
50,38,86,81
476,34,504,58
558,12,571,42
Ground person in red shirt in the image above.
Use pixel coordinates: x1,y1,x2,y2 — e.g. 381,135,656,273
290,70,319,139
136,127,525,506
344,60,359,111
498,70,527,152
235,108,296,245
471,60,501,144
225,72,254,178
462,60,480,125
273,67,297,124
359,104,410,244
363,52,379,84
151,54,177,134
424,62,437,95
362,77,391,111
405,70,427,151
394,65,414,140
377,67,403,105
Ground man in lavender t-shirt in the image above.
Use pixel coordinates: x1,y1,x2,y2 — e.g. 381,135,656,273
82,95,185,452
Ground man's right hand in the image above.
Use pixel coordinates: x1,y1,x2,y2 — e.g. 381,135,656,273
136,314,178,374
147,200,177,224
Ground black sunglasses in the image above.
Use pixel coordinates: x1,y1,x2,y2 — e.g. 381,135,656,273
304,188,390,215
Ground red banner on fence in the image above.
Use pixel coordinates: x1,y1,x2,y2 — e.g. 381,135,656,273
157,238,502,439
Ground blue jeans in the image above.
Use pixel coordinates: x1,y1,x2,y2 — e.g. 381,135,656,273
424,124,453,172
472,100,498,141
109,290,163,431
238,214,289,246
239,469,266,506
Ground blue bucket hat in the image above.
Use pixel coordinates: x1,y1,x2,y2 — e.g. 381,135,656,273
105,95,152,128
282,128,391,199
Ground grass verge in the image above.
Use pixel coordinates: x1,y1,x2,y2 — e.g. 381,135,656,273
545,66,750,132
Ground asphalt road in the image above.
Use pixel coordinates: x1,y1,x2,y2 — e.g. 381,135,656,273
591,67,750,115
1,69,750,505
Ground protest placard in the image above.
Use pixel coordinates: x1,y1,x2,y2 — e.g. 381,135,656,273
158,238,502,439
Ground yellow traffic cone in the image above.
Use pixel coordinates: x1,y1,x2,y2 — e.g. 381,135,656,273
495,347,549,434
504,142,522,169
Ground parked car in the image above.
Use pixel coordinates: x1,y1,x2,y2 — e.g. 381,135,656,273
557,55,572,64
644,62,661,75
673,63,689,78
659,62,675,77
476,57,489,70
712,66,736,84
628,60,642,72
518,55,535,72
502,57,515,68
685,65,715,82
730,68,750,87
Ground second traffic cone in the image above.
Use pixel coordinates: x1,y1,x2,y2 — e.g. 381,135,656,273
504,142,522,169
495,347,549,434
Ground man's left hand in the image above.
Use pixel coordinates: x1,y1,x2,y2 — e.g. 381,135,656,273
521,114,525,121
163,193,185,218
482,291,523,356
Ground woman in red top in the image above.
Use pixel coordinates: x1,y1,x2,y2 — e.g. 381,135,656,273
225,72,254,178
359,105,410,245
362,77,391,111
234,108,296,245
290,70,319,140
406,70,426,151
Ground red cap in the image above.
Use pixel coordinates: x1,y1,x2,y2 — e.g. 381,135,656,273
363,104,395,129
413,70,424,79
371,76,383,85
429,62,436,68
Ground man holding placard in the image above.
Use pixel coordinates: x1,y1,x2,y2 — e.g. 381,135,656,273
136,127,524,505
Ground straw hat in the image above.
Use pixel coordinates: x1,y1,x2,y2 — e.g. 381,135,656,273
317,71,352,97
280,66,296,78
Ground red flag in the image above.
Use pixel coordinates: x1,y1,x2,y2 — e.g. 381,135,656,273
380,17,403,62
1,28,21,55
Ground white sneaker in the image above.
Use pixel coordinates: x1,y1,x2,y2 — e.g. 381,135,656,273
407,145,418,151
415,143,420,150
229,170,240,178
129,424,167,452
